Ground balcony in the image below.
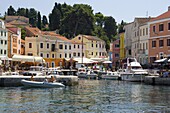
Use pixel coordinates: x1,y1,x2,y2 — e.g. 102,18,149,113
138,49,145,54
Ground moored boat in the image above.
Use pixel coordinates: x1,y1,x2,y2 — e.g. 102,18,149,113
119,57,148,82
101,71,120,80
21,79,65,88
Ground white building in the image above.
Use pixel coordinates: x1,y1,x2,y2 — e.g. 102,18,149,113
0,19,8,57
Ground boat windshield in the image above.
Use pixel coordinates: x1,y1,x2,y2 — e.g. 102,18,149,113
30,67,42,71
131,66,142,69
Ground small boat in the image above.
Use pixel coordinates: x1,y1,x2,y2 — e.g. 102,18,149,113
77,67,87,78
21,79,65,88
86,70,98,79
101,71,120,80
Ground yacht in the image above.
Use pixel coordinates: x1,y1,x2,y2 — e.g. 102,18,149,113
119,57,148,82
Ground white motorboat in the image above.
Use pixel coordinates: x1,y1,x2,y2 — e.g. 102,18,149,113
101,71,120,80
86,70,98,79
77,67,87,78
119,57,148,82
21,79,65,88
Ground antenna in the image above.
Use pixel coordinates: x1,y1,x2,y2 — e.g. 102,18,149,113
146,11,148,17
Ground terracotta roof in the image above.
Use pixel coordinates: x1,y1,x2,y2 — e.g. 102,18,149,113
5,23,16,28
7,28,16,34
70,40,84,44
21,39,25,43
135,17,153,24
82,35,104,42
8,20,28,25
150,10,170,22
25,26,41,36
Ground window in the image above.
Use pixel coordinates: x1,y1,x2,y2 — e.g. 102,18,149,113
159,24,164,31
27,53,33,56
65,53,67,58
18,40,20,44
146,43,148,50
78,45,79,48
59,44,63,49
40,53,43,57
159,40,164,47
47,54,49,58
96,44,98,48
146,28,148,35
92,52,93,55
115,44,119,48
47,43,49,49
69,45,71,50
4,50,6,55
1,31,3,36
74,45,76,48
65,45,67,49
153,26,156,32
115,53,119,58
40,43,43,48
78,37,81,40
60,54,62,58
4,32,6,37
96,52,98,56
167,39,170,46
91,41,93,47
143,29,145,36
78,53,80,57
1,49,2,54
52,54,55,58
51,62,55,67
29,43,32,48
73,52,76,56
168,23,170,30
51,44,55,51
69,54,71,58
1,40,3,44
152,40,156,47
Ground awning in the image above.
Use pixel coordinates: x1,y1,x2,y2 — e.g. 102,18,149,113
0,60,2,65
73,57,96,64
154,58,167,63
103,60,112,64
12,54,45,63
0,56,9,60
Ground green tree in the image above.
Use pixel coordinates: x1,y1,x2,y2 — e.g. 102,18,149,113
42,15,48,28
17,8,26,16
37,12,41,29
49,2,62,31
95,12,104,27
7,6,16,15
60,4,95,38
29,8,37,27
103,16,117,41
118,20,126,34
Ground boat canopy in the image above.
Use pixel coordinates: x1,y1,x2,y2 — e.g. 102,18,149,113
154,58,167,63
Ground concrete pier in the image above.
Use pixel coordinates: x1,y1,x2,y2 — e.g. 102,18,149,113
144,76,170,85
0,75,78,87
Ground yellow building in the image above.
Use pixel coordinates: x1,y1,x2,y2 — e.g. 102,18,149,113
119,33,125,60
72,35,107,59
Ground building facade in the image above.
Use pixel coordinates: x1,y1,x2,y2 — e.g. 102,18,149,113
112,39,120,70
0,19,8,57
72,35,107,59
148,7,170,63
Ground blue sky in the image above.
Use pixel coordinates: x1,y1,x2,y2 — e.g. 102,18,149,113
0,0,170,23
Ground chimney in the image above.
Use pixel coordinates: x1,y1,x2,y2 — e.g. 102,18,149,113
168,6,170,11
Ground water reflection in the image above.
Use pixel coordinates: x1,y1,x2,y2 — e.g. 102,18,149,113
0,80,169,113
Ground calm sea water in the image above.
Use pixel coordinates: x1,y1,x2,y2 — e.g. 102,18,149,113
0,80,170,113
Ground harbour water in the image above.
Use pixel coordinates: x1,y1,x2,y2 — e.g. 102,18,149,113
0,80,170,113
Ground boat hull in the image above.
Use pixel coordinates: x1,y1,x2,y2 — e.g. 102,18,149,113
21,79,65,88
120,73,146,82
101,75,119,80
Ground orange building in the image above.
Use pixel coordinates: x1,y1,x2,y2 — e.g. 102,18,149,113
148,7,170,63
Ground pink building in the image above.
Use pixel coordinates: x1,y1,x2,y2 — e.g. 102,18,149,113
112,39,120,70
